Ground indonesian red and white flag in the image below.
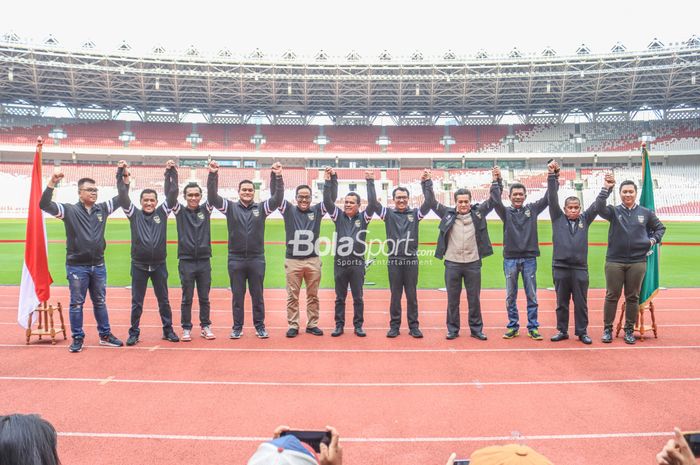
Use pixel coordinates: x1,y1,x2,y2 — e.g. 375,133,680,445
18,138,53,328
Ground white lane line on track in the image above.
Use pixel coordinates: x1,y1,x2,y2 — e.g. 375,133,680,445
4,375,700,388
1,343,700,354
55,431,674,442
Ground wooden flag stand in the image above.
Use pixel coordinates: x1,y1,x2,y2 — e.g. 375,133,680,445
25,301,67,345
615,301,658,340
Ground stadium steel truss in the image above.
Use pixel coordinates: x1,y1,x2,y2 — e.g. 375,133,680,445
1,33,699,125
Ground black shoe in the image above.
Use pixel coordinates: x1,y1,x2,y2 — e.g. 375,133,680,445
99,333,123,347
470,332,488,341
386,328,400,338
550,332,569,342
305,327,324,336
256,327,269,339
624,329,636,345
446,331,459,340
69,337,84,353
601,327,613,343
286,328,299,338
331,326,344,337
579,334,593,345
126,334,139,346
409,328,423,339
354,327,366,337
163,331,180,343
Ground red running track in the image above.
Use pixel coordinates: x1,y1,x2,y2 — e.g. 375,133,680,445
1,286,699,465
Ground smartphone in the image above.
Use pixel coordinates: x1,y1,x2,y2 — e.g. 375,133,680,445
683,431,700,457
280,430,331,453
453,460,470,465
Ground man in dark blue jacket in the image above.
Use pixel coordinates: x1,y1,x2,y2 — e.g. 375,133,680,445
548,162,611,345
118,160,180,346
432,167,501,340
493,164,553,341
598,174,666,344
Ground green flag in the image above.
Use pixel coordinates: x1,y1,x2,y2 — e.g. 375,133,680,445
639,144,659,306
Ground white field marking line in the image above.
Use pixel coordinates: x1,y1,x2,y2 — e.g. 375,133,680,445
55,431,674,443
1,343,700,354
3,375,700,388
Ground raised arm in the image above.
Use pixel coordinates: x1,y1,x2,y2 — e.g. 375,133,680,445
419,169,433,216
323,167,339,219
547,162,562,220
365,170,381,216
477,166,504,215
163,159,179,210
531,164,555,215
596,172,616,221
116,160,132,211
264,162,284,214
206,160,225,210
39,170,64,217
491,165,507,220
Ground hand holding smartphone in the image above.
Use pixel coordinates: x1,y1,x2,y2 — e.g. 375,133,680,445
280,430,331,453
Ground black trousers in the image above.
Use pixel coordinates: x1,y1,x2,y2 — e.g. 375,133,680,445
553,266,589,336
444,259,483,335
228,257,266,331
388,257,419,330
129,263,174,337
334,259,365,328
179,258,212,330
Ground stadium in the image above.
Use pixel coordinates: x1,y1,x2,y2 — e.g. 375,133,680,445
1,20,699,465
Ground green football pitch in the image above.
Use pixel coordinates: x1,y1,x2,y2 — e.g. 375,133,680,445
0,219,697,289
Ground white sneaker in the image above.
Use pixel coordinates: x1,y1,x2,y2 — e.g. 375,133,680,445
201,326,216,340
181,329,192,342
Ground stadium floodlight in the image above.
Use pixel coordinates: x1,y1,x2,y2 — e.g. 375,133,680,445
692,72,697,85
155,77,160,91
415,84,420,96
7,68,13,82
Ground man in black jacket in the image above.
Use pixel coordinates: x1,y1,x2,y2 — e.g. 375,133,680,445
279,167,336,338
548,162,611,345
598,174,666,344
493,165,553,341
39,168,124,353
207,161,284,339
368,169,432,338
118,160,180,346
171,172,215,342
323,170,375,337
432,166,501,340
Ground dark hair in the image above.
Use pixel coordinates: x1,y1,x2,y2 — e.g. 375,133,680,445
140,189,158,201
564,196,581,207
345,192,361,204
238,179,255,190
453,188,472,202
296,185,312,196
0,414,60,465
619,180,637,193
509,182,527,195
392,187,409,199
183,182,202,196
77,178,96,188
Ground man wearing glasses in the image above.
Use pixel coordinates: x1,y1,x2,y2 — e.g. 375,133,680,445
40,168,124,353
278,167,336,337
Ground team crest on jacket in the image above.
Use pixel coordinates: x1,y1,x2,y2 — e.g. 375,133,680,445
154,215,161,224
524,209,531,217
96,213,103,223
197,212,205,220
475,211,482,219
637,215,644,223
354,219,361,228
307,212,315,221
579,222,583,229
407,214,414,222
252,208,260,217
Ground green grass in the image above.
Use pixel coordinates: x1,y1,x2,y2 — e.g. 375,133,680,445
1,219,698,288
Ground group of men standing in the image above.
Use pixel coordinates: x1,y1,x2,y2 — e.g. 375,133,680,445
40,159,665,352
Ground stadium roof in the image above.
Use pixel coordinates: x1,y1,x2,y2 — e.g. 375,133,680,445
1,35,699,124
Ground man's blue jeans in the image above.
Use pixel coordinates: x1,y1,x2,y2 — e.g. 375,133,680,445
504,258,539,331
66,264,112,339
